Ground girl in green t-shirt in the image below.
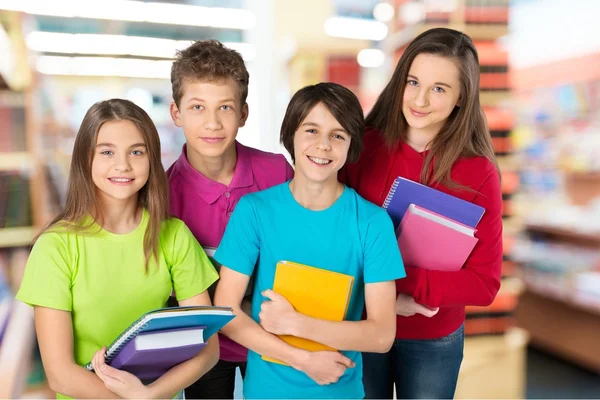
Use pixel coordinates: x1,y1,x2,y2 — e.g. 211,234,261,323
17,99,219,399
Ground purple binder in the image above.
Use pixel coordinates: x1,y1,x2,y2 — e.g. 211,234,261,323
109,326,207,381
383,176,486,229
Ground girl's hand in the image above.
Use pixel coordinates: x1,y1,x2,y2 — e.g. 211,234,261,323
395,293,439,317
259,289,298,336
91,347,151,399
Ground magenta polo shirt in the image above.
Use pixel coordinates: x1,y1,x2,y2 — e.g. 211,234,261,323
167,140,294,362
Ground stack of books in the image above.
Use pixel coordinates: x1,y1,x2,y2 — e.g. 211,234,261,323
84,306,235,381
384,177,519,336
383,177,485,272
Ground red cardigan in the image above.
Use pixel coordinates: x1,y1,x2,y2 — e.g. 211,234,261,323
341,128,503,339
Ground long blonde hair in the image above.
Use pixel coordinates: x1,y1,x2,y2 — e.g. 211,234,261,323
41,99,169,269
366,27,499,188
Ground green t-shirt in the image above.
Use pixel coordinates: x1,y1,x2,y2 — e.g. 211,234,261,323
16,209,218,394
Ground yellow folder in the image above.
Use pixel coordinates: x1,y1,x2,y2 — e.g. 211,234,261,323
262,260,354,364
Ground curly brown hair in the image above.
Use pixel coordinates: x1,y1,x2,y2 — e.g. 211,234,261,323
171,40,249,108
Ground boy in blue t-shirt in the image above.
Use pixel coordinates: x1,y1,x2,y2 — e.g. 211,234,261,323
214,83,405,399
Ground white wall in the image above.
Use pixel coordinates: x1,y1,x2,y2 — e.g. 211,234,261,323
508,0,600,68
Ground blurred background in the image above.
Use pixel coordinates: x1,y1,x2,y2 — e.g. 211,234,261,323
0,0,599,398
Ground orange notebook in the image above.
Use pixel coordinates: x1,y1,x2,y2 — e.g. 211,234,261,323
262,260,354,364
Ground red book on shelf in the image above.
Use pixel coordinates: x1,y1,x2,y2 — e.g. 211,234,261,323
396,204,479,271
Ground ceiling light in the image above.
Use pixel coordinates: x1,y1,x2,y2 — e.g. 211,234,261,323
0,0,255,30
324,16,388,41
26,32,255,61
399,2,425,24
36,56,174,79
373,2,395,22
357,49,385,68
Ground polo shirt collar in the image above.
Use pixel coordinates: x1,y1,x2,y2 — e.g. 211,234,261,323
174,141,254,204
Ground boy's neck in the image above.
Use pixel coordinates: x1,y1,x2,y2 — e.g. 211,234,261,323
289,175,344,211
186,144,237,186
97,195,143,234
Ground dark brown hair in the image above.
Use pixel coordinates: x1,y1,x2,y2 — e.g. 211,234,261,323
171,40,249,108
365,27,498,188
280,82,364,163
42,99,169,269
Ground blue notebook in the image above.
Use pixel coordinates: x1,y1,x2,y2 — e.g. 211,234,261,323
383,177,485,229
84,305,235,373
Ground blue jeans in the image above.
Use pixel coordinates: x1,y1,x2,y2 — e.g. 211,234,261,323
362,325,464,399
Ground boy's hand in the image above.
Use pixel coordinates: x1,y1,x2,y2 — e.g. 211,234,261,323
293,350,355,386
395,293,439,317
259,289,298,336
91,347,151,399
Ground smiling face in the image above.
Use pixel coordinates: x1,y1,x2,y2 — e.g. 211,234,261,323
91,119,149,207
292,102,351,186
170,78,248,165
402,53,462,139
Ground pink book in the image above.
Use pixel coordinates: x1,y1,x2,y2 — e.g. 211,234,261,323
396,204,479,271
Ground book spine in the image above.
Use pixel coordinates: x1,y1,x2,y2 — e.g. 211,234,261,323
382,178,400,210
106,320,150,362
84,319,150,371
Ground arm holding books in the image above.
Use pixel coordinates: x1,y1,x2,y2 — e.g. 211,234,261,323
396,170,503,308
91,291,219,399
34,307,121,398
20,235,120,398
214,266,354,385
259,210,404,353
260,281,396,353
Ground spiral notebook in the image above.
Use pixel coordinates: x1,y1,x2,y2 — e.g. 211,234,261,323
83,306,235,379
108,326,209,381
383,176,485,229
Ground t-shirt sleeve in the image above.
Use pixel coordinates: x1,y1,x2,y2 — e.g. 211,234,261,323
214,196,259,276
16,232,73,311
166,220,219,301
363,210,406,284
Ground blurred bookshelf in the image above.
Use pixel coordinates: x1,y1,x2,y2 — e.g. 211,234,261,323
510,38,600,373
0,10,58,398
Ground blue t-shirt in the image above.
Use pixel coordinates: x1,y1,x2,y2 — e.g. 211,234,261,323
215,182,405,399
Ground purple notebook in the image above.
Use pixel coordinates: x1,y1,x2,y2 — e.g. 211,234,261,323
383,176,485,229
109,326,207,381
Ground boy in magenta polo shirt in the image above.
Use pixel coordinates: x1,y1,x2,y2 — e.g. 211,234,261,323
166,40,294,399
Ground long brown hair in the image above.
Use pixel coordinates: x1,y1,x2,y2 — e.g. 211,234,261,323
42,99,169,269
365,27,498,188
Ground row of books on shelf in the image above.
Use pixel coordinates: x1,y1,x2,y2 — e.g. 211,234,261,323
513,233,600,312
512,236,599,274
0,91,27,153
0,171,31,228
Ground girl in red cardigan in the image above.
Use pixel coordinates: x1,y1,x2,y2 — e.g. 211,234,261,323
341,27,503,399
